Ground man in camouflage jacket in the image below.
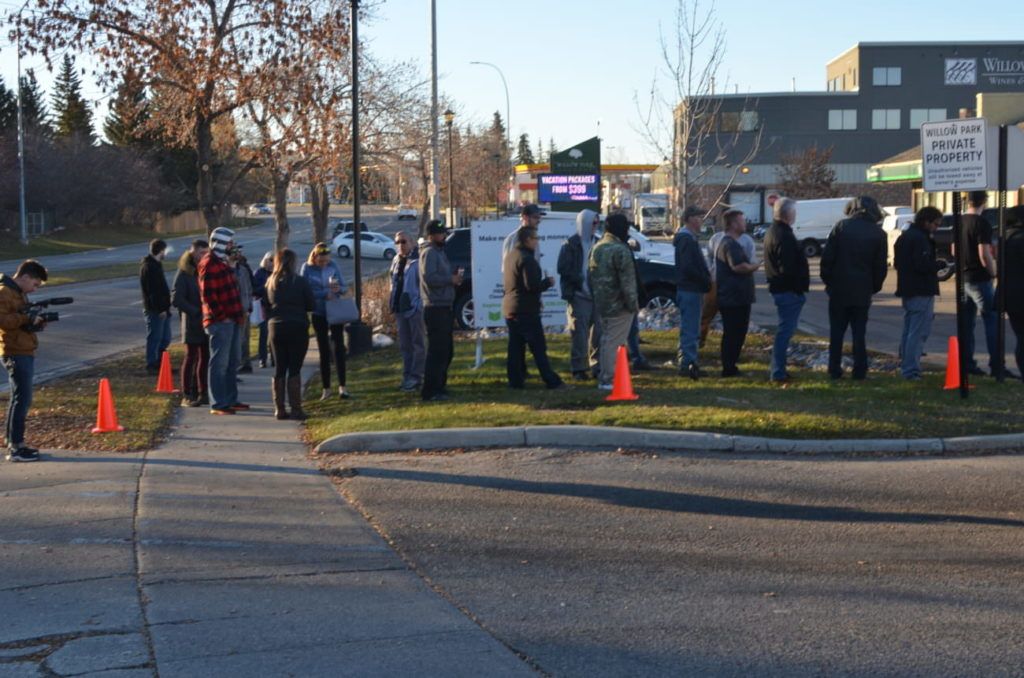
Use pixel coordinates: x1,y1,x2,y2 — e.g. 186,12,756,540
588,213,638,389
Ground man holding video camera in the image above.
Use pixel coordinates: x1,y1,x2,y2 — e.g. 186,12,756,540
0,260,50,462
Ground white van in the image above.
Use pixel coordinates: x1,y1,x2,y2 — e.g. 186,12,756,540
790,197,853,257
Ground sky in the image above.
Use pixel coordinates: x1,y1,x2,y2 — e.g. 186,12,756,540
2,0,1022,163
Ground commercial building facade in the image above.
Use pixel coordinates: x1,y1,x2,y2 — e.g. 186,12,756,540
676,42,1024,224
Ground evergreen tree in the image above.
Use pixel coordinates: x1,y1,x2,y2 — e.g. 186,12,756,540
52,54,94,140
536,137,544,163
548,137,559,158
0,75,16,133
104,69,151,146
18,69,52,135
515,133,535,165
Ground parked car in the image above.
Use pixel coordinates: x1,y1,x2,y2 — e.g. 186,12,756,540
396,205,418,220
331,220,368,238
247,203,271,215
444,227,678,331
790,197,854,258
332,231,396,260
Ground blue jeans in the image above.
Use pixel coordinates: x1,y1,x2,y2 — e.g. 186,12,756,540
206,321,240,410
770,292,805,380
2,355,33,450
962,280,998,370
144,311,172,369
676,291,703,366
627,314,644,363
900,296,934,379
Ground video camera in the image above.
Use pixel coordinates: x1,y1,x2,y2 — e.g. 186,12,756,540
23,296,73,331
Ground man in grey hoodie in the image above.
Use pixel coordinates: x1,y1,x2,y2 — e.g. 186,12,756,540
558,209,601,379
419,220,463,401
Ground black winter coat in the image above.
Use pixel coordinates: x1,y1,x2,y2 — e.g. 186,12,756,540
171,257,205,345
820,215,887,307
503,245,552,317
557,234,588,301
673,229,711,294
894,224,940,298
999,227,1024,316
140,255,171,313
763,220,809,294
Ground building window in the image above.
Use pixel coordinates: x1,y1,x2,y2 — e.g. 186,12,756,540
909,108,947,129
719,112,739,132
828,109,857,130
872,109,901,130
872,67,902,86
738,111,759,132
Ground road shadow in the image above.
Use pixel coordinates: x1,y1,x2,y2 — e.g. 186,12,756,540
354,467,1024,528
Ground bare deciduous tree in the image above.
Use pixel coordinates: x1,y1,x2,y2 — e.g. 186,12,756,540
633,0,763,226
777,145,838,199
15,0,350,233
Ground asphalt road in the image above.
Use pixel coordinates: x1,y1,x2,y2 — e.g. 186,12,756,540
330,448,1024,677
0,207,402,388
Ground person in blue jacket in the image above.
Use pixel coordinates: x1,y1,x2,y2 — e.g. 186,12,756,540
300,242,351,400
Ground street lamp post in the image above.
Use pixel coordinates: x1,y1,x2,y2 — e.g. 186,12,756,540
444,109,455,226
15,1,30,245
469,61,511,212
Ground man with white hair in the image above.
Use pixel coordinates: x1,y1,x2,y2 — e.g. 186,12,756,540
763,197,810,383
198,227,248,414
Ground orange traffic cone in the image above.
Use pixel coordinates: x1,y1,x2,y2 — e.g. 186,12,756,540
606,345,639,402
155,350,178,393
943,336,971,390
91,378,124,433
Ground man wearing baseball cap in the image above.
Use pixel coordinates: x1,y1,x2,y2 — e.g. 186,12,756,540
419,219,464,401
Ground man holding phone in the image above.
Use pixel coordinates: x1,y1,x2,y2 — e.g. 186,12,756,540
419,220,463,401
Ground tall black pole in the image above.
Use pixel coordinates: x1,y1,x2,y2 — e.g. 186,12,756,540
953,191,969,398
351,0,362,314
446,119,454,226
996,124,1008,382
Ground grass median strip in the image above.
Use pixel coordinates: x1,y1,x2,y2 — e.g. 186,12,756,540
305,330,1023,445
0,346,184,452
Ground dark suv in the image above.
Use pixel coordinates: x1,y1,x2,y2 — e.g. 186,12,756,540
444,228,678,330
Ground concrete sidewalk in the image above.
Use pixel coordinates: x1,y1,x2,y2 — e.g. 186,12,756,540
0,368,532,677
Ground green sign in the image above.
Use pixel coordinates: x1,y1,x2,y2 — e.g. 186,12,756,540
549,137,601,212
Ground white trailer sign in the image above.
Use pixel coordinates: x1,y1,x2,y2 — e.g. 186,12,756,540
921,118,989,192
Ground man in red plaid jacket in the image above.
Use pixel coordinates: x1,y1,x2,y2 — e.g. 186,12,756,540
198,227,249,415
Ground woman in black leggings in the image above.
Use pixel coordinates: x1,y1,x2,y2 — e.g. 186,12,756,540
300,242,351,400
265,249,314,420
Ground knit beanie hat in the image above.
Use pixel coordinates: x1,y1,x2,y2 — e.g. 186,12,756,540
605,213,630,242
210,227,235,260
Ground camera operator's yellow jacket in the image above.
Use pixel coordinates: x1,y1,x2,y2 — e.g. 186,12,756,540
0,274,38,356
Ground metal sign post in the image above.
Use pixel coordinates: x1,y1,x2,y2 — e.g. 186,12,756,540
952,192,969,398
995,125,1008,383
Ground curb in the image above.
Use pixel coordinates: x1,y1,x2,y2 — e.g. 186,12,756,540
314,426,1024,456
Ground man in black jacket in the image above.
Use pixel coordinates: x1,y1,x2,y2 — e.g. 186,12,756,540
820,196,887,380
673,205,711,379
998,206,1024,381
140,238,172,374
894,207,943,380
763,197,810,383
557,209,601,379
503,227,564,389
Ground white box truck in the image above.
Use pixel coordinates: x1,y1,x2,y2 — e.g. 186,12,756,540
633,193,670,235
790,197,853,257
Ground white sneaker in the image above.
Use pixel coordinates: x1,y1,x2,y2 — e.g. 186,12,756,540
597,382,613,391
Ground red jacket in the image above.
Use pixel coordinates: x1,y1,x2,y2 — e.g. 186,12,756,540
198,253,244,327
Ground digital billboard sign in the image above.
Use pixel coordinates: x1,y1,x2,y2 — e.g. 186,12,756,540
537,173,600,203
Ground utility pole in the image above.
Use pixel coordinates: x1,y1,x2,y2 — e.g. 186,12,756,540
428,0,441,226
16,2,29,245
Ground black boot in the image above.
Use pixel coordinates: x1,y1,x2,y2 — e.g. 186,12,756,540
272,377,288,420
287,376,307,421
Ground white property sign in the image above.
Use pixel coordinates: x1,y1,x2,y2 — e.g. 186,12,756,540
470,217,575,329
921,118,989,192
